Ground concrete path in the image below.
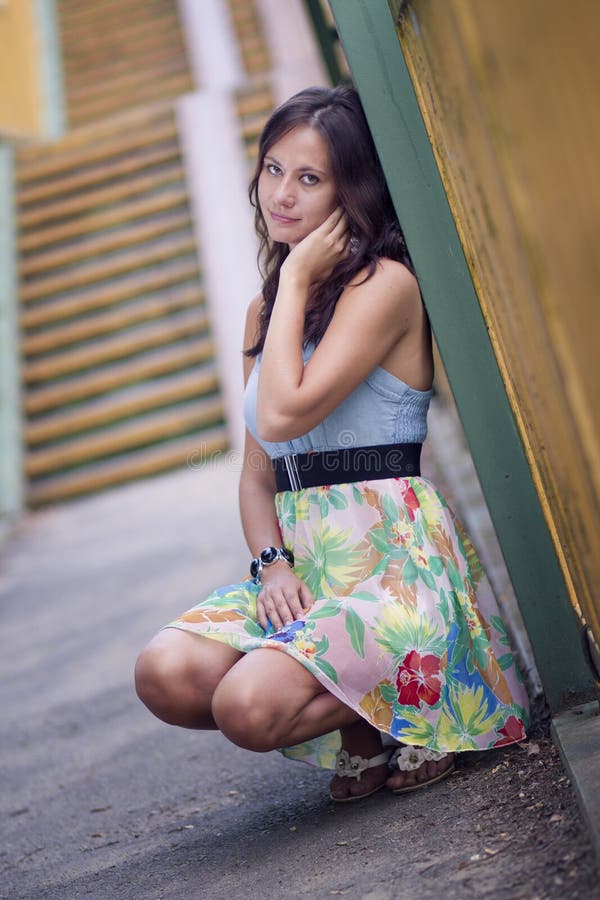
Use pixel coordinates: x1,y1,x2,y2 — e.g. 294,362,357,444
1,461,598,899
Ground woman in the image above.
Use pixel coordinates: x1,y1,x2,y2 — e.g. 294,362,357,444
135,86,529,802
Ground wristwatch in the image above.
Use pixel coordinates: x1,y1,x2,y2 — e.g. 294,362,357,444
250,546,294,583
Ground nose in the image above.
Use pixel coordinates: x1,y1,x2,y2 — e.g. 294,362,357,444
273,175,295,208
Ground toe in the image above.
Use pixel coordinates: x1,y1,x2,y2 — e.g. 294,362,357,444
329,774,351,800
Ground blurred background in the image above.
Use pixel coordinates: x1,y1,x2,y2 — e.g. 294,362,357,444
1,3,600,890
1,0,599,718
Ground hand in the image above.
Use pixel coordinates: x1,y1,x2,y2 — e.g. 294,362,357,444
281,207,349,288
257,565,315,632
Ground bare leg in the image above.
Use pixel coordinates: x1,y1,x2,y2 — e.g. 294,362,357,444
211,648,390,799
134,628,242,728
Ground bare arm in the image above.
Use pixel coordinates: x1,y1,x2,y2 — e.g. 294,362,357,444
239,296,314,630
256,209,420,441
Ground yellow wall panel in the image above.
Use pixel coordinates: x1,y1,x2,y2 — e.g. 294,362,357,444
396,0,600,664
0,0,44,138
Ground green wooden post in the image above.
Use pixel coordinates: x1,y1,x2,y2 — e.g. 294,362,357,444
0,143,25,531
303,0,346,86
329,0,592,710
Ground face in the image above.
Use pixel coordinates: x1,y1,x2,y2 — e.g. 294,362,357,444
257,124,338,248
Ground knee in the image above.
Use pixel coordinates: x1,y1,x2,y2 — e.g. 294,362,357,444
134,640,179,712
212,675,282,752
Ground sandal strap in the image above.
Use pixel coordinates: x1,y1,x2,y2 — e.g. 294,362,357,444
334,748,391,780
390,745,448,772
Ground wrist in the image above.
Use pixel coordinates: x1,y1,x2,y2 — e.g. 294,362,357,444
259,558,294,580
279,262,311,292
250,545,294,584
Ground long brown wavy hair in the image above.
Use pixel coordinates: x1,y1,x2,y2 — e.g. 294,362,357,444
245,85,415,357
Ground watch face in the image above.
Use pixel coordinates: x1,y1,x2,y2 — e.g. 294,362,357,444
260,546,278,564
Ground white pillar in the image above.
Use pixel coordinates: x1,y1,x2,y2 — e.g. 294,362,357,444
256,0,329,104
176,93,260,454
177,0,244,90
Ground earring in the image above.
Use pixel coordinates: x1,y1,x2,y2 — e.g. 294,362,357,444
349,236,360,255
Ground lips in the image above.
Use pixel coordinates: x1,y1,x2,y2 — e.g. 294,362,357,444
269,211,300,225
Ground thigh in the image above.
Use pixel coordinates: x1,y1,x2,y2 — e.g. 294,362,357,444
212,648,355,751
217,647,326,713
142,627,244,689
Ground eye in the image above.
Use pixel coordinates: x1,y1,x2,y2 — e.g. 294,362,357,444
265,162,281,176
301,173,320,186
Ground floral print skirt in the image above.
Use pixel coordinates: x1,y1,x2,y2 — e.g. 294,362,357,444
165,476,529,770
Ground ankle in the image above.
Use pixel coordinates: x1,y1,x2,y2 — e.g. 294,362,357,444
340,721,383,757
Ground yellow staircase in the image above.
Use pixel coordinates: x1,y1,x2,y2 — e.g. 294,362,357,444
16,2,227,507
58,0,194,127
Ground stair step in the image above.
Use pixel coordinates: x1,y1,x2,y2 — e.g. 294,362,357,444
21,208,191,276
62,11,182,58
67,56,188,104
22,232,196,302
19,162,184,228
18,140,180,206
26,395,225,477
22,283,203,355
236,86,273,118
16,102,174,171
26,364,219,444
64,39,187,87
27,425,229,506
63,33,185,81
63,41,185,90
25,337,214,415
58,0,172,23
24,308,209,383
21,257,199,328
240,110,271,143
20,188,188,253
69,73,193,127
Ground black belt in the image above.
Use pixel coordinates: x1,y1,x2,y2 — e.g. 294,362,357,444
273,442,422,492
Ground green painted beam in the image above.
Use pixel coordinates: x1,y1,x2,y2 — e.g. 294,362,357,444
329,0,592,710
303,0,345,86
0,143,24,527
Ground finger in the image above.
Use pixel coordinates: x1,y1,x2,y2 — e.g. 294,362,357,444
323,206,345,232
282,588,304,621
256,596,269,631
298,582,315,610
273,592,295,627
263,593,286,630
331,207,348,233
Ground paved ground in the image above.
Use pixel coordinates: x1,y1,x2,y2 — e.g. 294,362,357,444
1,460,598,899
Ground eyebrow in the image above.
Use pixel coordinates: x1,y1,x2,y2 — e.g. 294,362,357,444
265,154,327,176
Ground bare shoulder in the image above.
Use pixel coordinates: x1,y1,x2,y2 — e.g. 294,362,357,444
342,257,421,316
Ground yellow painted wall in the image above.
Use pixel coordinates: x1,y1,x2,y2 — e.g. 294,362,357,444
0,0,44,138
395,0,600,669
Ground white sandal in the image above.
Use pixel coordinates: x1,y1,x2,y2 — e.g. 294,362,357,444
330,748,392,803
388,745,455,794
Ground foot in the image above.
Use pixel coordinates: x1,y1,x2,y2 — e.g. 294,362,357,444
385,745,455,793
329,721,390,802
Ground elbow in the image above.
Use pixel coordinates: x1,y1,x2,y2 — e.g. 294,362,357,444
256,408,298,442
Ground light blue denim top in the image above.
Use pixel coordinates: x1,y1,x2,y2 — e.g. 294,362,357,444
244,343,432,460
